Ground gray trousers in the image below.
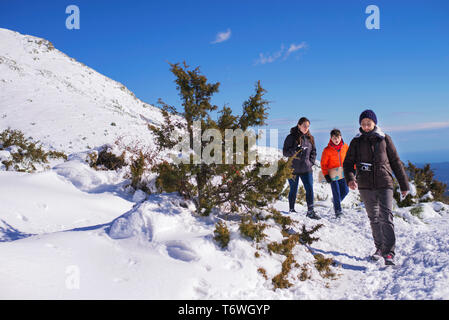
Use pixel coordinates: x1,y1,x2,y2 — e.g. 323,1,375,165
359,189,395,257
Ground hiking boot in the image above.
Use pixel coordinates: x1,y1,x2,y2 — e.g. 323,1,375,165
289,208,297,213
370,248,382,261
306,210,321,220
384,254,395,266
335,210,343,218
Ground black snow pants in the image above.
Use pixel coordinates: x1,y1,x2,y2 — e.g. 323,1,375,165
359,189,395,257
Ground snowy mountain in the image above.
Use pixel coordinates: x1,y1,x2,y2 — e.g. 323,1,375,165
1,28,449,300
0,28,164,153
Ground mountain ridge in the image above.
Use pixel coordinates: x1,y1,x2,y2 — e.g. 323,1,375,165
0,27,164,153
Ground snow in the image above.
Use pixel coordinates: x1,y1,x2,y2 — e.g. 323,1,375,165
1,160,448,299
0,166,132,235
1,27,449,300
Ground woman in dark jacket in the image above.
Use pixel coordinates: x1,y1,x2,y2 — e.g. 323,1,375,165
343,110,409,266
283,117,320,219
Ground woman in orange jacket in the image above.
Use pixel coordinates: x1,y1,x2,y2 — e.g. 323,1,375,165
321,129,349,217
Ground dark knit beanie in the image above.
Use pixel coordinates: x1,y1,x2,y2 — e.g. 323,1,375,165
359,109,377,125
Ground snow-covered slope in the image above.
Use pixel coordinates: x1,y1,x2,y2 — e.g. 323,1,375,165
0,28,163,152
1,158,448,299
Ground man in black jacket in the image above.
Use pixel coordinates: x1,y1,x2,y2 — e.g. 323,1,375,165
344,109,409,266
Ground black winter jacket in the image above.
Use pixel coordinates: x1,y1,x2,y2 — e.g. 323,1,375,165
343,127,409,191
283,126,316,175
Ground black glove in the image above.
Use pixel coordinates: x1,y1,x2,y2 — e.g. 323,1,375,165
295,145,303,153
325,175,332,183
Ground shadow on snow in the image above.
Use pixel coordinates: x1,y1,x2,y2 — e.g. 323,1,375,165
0,219,34,242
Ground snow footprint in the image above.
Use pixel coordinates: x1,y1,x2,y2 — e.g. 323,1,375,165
127,258,138,266
193,278,211,298
224,259,243,271
165,241,198,262
17,214,29,222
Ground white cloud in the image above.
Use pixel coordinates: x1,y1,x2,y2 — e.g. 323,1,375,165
284,42,307,59
211,29,231,44
255,45,285,65
254,42,307,65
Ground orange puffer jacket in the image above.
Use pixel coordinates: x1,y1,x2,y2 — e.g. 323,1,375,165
321,139,349,176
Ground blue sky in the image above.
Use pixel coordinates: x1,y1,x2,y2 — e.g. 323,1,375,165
1,0,448,163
